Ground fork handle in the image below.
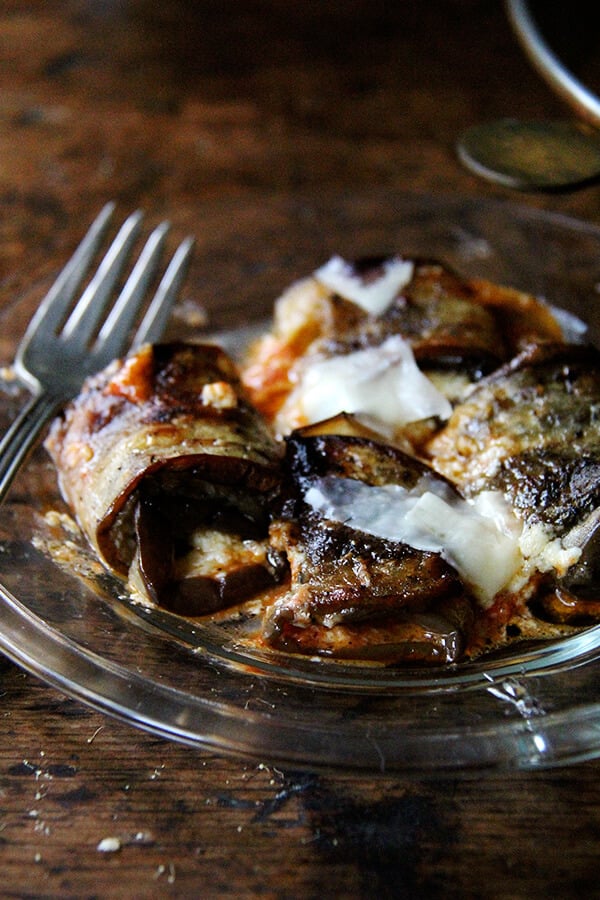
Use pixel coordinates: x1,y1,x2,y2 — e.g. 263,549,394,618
0,391,63,504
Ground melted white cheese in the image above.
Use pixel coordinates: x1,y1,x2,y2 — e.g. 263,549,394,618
314,255,414,315
291,334,452,428
304,475,523,606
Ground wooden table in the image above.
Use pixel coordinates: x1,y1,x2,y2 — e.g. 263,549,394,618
1,2,600,896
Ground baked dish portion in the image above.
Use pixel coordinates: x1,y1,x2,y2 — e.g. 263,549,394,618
45,343,285,616
45,255,600,666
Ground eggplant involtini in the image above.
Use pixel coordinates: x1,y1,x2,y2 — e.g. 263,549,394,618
45,342,285,615
265,426,476,664
45,254,600,666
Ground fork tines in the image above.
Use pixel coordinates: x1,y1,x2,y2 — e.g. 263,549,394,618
30,203,194,354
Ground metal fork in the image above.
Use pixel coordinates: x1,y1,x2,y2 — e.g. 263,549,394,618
0,202,194,503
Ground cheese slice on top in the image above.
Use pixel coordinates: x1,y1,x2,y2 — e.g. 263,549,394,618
291,334,452,429
305,475,524,606
314,255,414,315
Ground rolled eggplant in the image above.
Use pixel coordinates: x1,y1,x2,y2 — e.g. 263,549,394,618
427,343,600,522
242,255,566,439
427,342,600,618
263,426,479,664
45,342,286,614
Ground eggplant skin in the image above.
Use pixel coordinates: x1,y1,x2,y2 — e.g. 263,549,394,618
263,432,474,663
264,609,470,665
427,343,600,529
269,512,459,621
494,451,600,531
284,428,444,498
45,343,282,580
324,259,507,374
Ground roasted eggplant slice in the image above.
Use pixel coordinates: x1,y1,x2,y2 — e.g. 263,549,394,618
45,342,284,613
321,259,506,374
428,344,600,517
427,342,600,626
265,609,473,665
242,256,566,437
263,431,478,664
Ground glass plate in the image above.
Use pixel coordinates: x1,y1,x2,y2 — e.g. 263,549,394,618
1,190,600,775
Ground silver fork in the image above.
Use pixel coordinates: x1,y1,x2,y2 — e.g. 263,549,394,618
0,202,194,503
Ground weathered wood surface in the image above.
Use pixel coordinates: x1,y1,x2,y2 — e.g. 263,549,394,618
1,2,600,896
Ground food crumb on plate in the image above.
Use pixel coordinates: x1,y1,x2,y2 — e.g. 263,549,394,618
96,836,121,853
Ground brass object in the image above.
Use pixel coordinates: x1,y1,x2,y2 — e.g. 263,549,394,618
458,2,600,189
457,119,600,190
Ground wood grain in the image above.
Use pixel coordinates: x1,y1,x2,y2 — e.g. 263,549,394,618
1,1,600,896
